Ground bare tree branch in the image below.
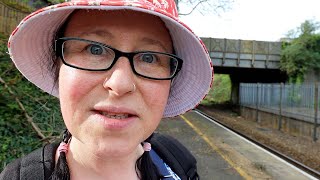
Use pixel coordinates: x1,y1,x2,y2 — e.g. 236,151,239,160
21,91,51,111
178,0,233,16
0,76,47,140
179,0,208,15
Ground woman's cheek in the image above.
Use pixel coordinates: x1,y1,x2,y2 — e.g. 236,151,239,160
143,81,170,113
59,66,93,122
59,66,97,102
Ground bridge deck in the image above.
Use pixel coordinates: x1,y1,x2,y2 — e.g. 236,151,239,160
201,38,282,69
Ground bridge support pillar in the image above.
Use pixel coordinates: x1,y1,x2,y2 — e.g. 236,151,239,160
230,74,240,105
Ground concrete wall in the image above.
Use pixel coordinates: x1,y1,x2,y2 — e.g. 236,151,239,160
240,106,320,141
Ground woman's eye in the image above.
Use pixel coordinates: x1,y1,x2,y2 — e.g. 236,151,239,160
87,44,104,55
141,54,157,63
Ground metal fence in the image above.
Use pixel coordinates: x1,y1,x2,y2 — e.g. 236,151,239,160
0,1,29,35
240,83,320,124
240,83,319,140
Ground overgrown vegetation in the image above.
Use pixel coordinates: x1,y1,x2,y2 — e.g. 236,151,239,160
280,20,320,82
201,74,232,105
0,61,64,170
0,33,8,59
0,33,64,171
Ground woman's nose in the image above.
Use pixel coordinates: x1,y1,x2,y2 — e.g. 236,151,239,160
102,57,136,97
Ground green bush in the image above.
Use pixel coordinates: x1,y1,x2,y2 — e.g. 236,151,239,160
201,74,232,105
0,33,64,170
0,33,9,59
280,20,320,82
0,59,64,170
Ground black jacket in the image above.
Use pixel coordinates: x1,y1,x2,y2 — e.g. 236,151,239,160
0,143,58,180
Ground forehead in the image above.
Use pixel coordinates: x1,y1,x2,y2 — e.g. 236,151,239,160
64,10,169,35
63,10,173,52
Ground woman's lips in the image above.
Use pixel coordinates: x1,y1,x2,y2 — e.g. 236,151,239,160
92,110,137,130
93,105,138,116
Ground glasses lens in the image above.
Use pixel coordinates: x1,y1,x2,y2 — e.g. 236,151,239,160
133,52,178,79
62,39,115,70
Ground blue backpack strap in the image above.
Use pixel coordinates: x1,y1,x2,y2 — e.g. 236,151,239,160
149,149,177,179
150,133,199,180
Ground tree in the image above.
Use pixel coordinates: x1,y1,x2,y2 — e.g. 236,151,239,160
280,20,320,82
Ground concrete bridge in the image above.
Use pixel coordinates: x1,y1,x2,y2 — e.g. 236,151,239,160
201,37,281,69
201,37,288,104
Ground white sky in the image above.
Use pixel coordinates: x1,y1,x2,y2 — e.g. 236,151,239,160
179,0,320,41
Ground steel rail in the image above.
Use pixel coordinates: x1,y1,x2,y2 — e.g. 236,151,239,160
194,109,320,179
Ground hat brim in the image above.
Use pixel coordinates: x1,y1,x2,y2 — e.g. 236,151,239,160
8,2,213,117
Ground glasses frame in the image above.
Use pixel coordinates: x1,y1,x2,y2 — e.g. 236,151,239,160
55,37,183,80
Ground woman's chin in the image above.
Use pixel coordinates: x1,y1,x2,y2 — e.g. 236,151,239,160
84,138,142,157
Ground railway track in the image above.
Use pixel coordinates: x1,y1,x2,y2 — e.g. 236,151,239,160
194,109,320,179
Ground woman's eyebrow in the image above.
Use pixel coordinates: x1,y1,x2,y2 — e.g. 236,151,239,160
75,30,169,52
140,37,170,53
77,29,114,39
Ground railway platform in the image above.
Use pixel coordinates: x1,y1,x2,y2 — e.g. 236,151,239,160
157,110,318,180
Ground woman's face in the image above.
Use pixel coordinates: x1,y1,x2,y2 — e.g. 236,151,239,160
59,10,172,157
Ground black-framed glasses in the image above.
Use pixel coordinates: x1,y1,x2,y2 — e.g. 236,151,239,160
55,37,183,80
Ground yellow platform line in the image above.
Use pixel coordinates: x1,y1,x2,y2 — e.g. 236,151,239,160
180,115,253,180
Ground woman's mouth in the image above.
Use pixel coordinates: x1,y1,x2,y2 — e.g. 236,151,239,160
92,109,137,130
99,112,131,119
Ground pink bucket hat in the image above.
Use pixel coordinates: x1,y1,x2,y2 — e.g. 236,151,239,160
8,0,214,117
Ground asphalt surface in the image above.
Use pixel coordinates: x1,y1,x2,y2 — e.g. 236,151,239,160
157,110,317,180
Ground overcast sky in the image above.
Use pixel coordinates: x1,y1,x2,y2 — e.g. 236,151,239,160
179,0,320,41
